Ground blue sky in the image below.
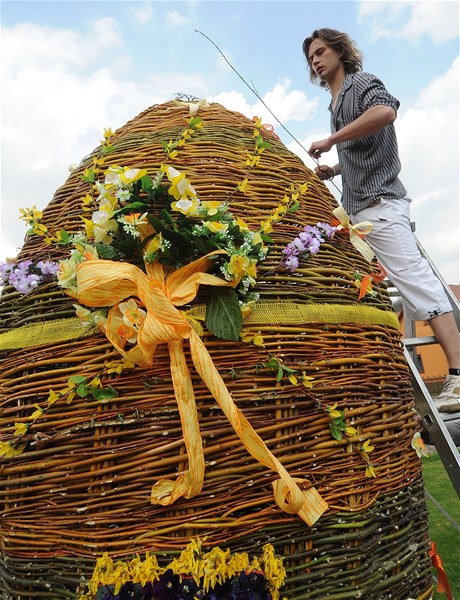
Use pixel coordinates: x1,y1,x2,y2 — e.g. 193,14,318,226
1,0,459,282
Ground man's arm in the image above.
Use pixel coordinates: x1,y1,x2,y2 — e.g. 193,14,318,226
308,105,396,158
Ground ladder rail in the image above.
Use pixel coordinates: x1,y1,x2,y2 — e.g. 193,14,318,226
389,228,460,497
404,347,460,497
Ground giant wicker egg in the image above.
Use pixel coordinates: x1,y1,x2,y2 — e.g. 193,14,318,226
0,100,432,599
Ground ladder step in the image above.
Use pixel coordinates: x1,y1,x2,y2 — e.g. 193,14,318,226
403,336,437,347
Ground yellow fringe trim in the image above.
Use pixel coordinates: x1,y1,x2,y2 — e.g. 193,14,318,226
0,318,97,351
0,302,399,352
188,301,401,329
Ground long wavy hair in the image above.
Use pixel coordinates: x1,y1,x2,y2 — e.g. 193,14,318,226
302,28,363,88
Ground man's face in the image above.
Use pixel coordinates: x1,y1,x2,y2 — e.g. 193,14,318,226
308,38,343,84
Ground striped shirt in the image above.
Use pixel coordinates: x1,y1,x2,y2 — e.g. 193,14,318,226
330,72,408,214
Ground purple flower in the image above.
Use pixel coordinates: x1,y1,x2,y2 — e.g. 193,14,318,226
281,222,337,272
0,261,14,284
37,260,60,276
0,258,59,294
284,255,299,273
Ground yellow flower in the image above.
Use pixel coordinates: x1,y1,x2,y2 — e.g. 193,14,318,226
0,441,26,458
31,404,44,422
119,298,147,328
19,205,43,223
171,197,200,216
300,372,315,388
119,167,147,185
14,422,29,436
46,389,61,407
345,425,357,436
118,212,148,227
111,316,139,344
201,201,222,216
251,231,264,249
245,154,261,167
89,376,102,389
411,432,428,458
240,298,257,318
260,220,273,234
240,330,265,347
234,217,250,231
237,178,249,193
145,233,165,257
162,164,198,201
82,244,99,261
360,439,374,454
288,373,298,385
228,255,257,281
81,193,94,208
365,463,376,478
57,257,78,290
104,358,135,375
327,402,342,419
203,221,228,234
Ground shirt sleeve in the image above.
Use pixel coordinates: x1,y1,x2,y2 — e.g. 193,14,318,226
354,72,400,113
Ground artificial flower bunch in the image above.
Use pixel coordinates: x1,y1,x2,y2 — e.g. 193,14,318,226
281,222,337,272
0,258,60,294
57,163,268,294
56,163,270,341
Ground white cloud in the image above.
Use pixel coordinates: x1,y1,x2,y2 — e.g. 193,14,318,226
397,57,459,283
358,1,459,43
210,79,319,129
166,9,191,28
129,2,153,24
1,19,122,72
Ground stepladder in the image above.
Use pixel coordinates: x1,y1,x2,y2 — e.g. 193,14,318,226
387,232,460,497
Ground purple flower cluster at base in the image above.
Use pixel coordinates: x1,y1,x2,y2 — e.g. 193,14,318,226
93,569,272,600
0,259,60,294
282,222,337,272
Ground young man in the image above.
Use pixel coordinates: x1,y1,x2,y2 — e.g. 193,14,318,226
303,28,460,412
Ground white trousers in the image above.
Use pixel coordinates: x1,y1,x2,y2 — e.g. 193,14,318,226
350,197,452,321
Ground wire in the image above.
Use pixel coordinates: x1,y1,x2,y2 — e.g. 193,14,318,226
195,30,343,196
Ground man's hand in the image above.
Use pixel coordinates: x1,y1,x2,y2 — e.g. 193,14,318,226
308,138,333,159
314,164,336,180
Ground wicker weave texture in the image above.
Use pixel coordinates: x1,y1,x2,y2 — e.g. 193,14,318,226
0,100,431,599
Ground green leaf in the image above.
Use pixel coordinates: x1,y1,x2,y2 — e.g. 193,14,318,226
189,116,202,128
205,287,243,341
289,201,300,213
256,135,272,150
260,233,274,244
160,208,175,227
112,202,149,217
76,384,89,398
69,375,87,385
59,229,71,244
140,175,153,192
329,422,344,441
94,244,120,259
91,386,118,400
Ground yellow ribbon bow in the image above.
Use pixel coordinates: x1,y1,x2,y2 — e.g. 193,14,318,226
332,206,374,262
76,253,327,526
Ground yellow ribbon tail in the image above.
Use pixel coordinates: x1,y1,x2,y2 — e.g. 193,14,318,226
151,341,205,505
188,329,328,526
332,206,375,262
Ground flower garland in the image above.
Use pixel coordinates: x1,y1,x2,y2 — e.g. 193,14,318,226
0,258,60,294
281,222,337,272
79,537,286,600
